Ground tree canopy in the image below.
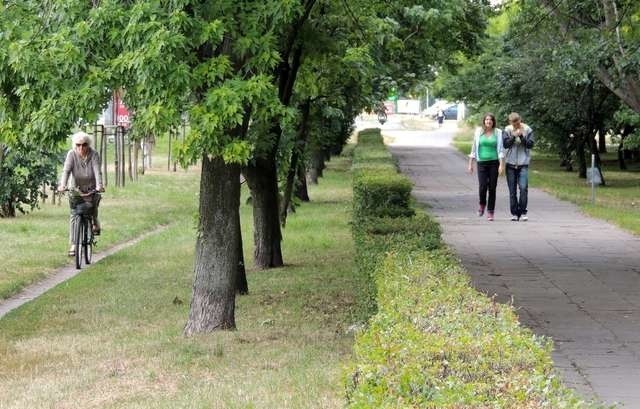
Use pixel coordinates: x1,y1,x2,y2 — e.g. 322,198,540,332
438,0,640,177
1,0,490,332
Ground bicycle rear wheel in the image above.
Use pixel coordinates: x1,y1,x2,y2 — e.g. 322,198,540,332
75,218,83,269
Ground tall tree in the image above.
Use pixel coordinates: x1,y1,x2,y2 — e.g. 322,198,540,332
245,0,489,268
538,0,640,113
2,0,288,333
440,1,621,178
2,0,489,333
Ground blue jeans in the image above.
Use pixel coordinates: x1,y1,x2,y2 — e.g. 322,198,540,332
506,165,528,217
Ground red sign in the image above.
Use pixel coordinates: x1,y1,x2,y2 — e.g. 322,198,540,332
114,92,131,128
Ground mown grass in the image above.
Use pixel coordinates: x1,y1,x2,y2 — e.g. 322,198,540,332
0,166,199,301
0,130,199,300
0,154,366,408
453,129,640,235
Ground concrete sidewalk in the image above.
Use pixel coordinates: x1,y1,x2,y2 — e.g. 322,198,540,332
388,126,640,407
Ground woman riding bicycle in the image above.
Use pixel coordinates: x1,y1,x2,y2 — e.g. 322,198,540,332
57,131,105,256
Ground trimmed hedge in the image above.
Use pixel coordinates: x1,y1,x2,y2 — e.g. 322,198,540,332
352,129,414,220
346,128,597,408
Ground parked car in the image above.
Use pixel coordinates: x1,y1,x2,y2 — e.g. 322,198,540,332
421,100,452,117
441,105,458,120
430,104,458,120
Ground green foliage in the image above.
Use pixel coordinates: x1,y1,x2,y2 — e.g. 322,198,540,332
0,141,61,218
440,0,640,162
345,250,591,408
353,173,414,219
346,129,597,408
368,0,489,98
614,106,640,149
2,0,492,213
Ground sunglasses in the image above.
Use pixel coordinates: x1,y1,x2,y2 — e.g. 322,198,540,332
75,143,88,147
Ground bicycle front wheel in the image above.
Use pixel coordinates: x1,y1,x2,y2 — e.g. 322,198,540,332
84,221,93,265
75,217,83,269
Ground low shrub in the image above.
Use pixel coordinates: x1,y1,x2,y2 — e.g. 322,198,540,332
356,128,386,145
346,251,588,408
353,173,414,219
352,129,414,220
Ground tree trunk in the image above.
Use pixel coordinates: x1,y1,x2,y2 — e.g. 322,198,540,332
598,128,607,153
590,134,600,166
308,148,324,184
295,163,310,202
167,131,172,171
281,149,300,228
576,135,587,178
244,157,284,269
101,130,108,187
114,127,120,187
120,129,126,187
281,99,311,227
618,139,627,170
308,167,319,185
317,155,325,178
128,139,134,181
1,202,16,218
133,141,139,181
236,209,249,295
184,155,240,335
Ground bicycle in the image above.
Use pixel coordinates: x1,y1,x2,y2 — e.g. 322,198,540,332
66,189,100,269
374,102,388,125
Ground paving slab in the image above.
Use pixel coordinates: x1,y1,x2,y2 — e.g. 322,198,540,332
384,122,640,407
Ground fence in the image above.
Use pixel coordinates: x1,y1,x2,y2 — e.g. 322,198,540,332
42,122,187,205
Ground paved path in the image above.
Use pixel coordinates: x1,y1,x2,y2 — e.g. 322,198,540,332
382,120,640,407
0,225,169,319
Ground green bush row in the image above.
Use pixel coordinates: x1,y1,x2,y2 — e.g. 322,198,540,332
352,129,414,220
346,128,595,408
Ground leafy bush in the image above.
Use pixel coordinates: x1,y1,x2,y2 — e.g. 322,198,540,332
353,173,414,219
0,141,62,217
346,128,597,408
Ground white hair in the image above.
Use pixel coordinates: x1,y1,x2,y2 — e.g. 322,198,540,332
71,131,92,147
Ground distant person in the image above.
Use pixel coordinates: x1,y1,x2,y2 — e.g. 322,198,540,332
436,108,445,127
57,131,105,256
503,112,534,221
468,113,505,221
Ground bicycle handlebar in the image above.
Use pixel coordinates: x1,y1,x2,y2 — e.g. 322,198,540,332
62,188,101,197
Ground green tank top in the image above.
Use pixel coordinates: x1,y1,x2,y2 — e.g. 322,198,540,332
478,131,498,161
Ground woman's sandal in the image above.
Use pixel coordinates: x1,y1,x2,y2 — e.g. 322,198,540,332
68,249,75,257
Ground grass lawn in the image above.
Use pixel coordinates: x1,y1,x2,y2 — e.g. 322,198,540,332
0,154,365,408
453,129,640,236
0,168,199,301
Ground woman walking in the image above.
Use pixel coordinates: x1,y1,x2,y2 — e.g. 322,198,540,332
467,113,505,221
